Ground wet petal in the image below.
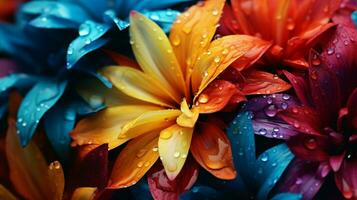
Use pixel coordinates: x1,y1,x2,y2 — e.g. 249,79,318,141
169,0,225,77
334,159,357,199
177,99,199,128
158,124,193,180
195,80,236,114
108,132,159,189
283,70,312,106
275,159,326,200
130,12,186,102
121,109,181,140
71,105,160,149
147,157,199,200
6,120,53,200
141,9,181,33
17,80,67,146
48,161,65,200
100,66,175,107
67,21,110,68
192,35,271,94
104,50,140,69
191,122,236,180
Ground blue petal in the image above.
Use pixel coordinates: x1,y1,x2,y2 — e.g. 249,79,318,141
352,11,357,27
142,10,180,33
180,186,221,200
0,74,40,92
44,101,74,162
20,1,90,28
103,10,129,30
17,80,68,146
129,178,152,200
271,193,303,200
77,0,112,19
66,21,110,68
132,0,192,11
256,144,294,200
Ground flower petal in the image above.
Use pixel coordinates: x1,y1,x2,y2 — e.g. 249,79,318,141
104,50,140,69
108,132,159,189
240,70,291,95
195,80,236,114
147,157,199,200
169,0,225,77
191,122,236,180
71,105,160,149
121,109,181,140
71,187,97,200
192,35,272,95
334,159,357,199
0,185,17,200
100,66,176,107
48,161,65,200
275,159,326,200
130,11,186,101
158,124,193,180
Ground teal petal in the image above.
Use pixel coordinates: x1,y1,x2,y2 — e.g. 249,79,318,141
142,10,180,32
352,11,357,26
271,193,303,200
0,74,40,92
17,80,68,146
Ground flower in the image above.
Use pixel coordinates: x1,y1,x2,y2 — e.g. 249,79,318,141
71,0,271,189
19,0,191,68
219,0,341,69
241,25,357,199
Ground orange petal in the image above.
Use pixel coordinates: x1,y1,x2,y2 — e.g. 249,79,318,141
71,105,161,149
158,124,193,180
108,132,159,189
191,122,236,180
0,185,17,200
71,187,97,200
48,161,65,200
103,50,140,69
169,0,225,78
192,35,271,94
120,109,181,140
6,120,53,200
130,12,186,101
100,66,176,107
195,80,236,114
241,70,291,95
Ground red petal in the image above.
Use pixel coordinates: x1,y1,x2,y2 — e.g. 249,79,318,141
147,157,199,200
70,144,108,189
217,4,239,35
190,122,236,180
103,50,140,69
195,80,236,114
283,70,312,106
240,70,291,95
334,159,357,199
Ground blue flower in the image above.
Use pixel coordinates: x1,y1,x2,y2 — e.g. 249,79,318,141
0,0,191,162
18,0,191,68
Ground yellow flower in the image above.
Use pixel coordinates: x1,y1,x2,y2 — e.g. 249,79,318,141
71,0,270,188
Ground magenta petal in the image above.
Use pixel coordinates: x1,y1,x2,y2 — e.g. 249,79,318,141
347,88,357,119
0,59,18,78
329,153,345,172
148,157,199,200
334,158,357,199
283,70,312,107
275,158,327,200
242,94,300,139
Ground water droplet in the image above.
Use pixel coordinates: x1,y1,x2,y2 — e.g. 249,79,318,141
168,163,177,172
160,130,173,139
273,127,279,132
85,38,91,44
212,8,219,16
181,154,187,158
260,154,268,162
214,56,221,63
172,35,180,46
174,152,180,158
281,102,288,110
198,94,209,104
282,94,290,100
327,48,334,55
50,161,61,170
312,56,321,66
89,95,104,108
67,48,73,55
267,98,273,104
79,23,90,36
17,118,23,123
258,128,267,135
152,147,158,152
136,149,146,158
295,178,302,185
222,49,229,55
137,161,144,168
264,105,277,117
286,18,295,30
304,138,317,150
65,111,75,121
158,36,163,41
22,122,27,127
344,40,349,46
150,14,159,21
310,70,318,80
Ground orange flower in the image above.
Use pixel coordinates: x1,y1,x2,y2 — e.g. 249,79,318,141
71,0,274,188
219,0,341,69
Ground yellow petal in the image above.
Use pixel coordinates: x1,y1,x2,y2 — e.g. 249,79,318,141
120,109,181,140
108,132,159,188
71,105,161,149
0,185,17,200
48,161,65,200
6,120,52,200
177,99,199,128
192,35,272,95
76,78,144,107
100,66,175,107
158,124,193,180
71,187,96,200
169,0,225,79
130,12,186,102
